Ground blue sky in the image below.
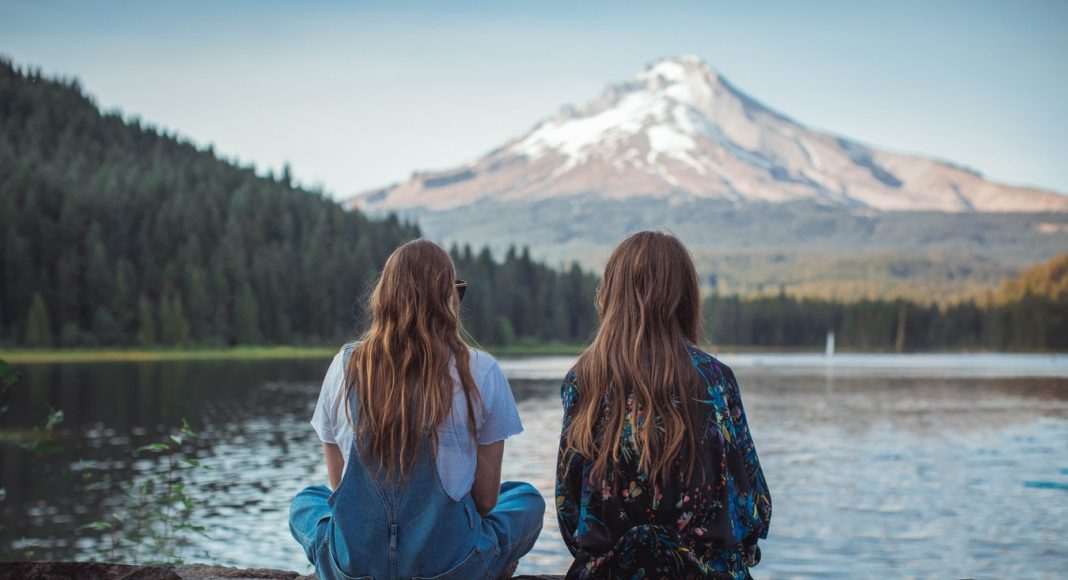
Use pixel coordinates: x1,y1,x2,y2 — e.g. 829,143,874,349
2,0,1066,197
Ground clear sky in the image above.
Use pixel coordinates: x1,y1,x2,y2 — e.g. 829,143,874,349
2,0,1066,198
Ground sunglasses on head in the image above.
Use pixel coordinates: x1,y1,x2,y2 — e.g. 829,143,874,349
455,279,468,302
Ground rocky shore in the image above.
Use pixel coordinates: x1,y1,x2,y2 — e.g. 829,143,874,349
0,562,561,579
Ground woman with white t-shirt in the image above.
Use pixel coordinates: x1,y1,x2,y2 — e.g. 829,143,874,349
289,239,544,580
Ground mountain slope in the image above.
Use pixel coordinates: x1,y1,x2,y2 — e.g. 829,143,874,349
347,57,1068,300
352,56,1067,214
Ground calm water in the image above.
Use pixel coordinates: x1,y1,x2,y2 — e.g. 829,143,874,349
1,353,1067,578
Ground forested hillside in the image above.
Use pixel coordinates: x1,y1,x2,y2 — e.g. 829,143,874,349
0,60,598,348
704,253,1068,351
995,253,1068,303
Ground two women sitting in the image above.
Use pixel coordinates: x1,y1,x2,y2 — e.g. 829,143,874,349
289,231,771,580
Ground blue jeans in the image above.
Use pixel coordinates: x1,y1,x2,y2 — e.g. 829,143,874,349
290,480,542,580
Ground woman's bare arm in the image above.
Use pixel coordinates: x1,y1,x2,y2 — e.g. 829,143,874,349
324,442,344,490
471,440,505,515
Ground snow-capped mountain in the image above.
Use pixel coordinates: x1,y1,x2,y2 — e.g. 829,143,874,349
346,56,1068,299
351,56,1067,214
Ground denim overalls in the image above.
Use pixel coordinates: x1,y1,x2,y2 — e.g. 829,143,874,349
289,347,545,579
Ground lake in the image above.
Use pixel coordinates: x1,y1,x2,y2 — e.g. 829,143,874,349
1,353,1067,578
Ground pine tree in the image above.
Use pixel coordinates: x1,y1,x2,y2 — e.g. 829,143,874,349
24,292,53,347
136,296,157,346
233,283,261,345
92,307,122,345
495,316,516,346
111,261,134,337
183,266,212,340
159,294,190,346
85,223,113,309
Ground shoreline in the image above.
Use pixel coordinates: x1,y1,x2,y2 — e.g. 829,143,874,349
0,344,589,364
3,344,1061,365
0,346,338,364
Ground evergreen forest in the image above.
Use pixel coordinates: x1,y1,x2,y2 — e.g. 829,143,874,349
0,59,598,348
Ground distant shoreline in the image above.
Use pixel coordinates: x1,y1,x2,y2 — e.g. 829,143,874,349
4,343,1057,365
0,344,590,364
0,346,339,364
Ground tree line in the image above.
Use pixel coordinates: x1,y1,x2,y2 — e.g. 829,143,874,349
449,245,599,346
0,59,596,349
705,254,1068,351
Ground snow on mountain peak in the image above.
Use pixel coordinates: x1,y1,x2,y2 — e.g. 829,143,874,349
351,56,1068,214
637,56,718,88
507,57,731,173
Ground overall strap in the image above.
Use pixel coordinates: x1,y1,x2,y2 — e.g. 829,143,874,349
340,341,358,416
340,341,358,368
333,339,399,516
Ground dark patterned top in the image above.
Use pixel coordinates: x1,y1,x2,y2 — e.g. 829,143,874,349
556,344,772,579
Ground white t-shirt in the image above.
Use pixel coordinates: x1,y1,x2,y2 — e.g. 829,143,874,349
310,346,523,500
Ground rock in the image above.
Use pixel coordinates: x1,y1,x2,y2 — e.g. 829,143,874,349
0,562,181,579
175,564,311,579
0,562,562,580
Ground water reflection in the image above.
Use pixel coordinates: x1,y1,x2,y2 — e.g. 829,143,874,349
1,355,1066,577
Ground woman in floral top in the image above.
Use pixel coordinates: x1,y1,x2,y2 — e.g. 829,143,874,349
556,232,771,580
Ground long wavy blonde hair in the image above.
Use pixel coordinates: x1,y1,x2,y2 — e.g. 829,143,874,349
344,239,479,477
565,231,703,486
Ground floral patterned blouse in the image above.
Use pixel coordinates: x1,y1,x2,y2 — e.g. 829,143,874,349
556,344,772,579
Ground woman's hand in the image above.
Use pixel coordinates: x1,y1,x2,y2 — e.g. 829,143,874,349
471,440,505,515
323,442,344,490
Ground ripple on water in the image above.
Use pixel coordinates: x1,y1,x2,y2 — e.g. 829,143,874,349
1,356,1067,578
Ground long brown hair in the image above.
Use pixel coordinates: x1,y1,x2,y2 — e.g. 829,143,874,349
344,239,479,477
566,231,703,486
